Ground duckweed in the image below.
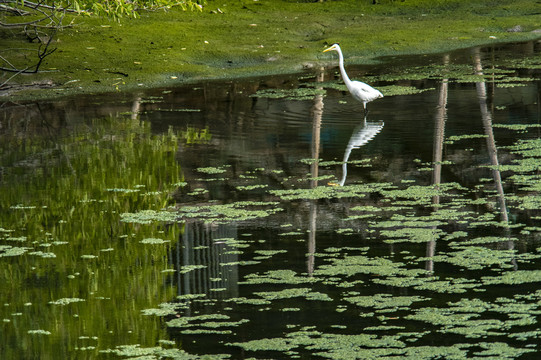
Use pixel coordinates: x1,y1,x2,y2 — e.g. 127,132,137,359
196,166,228,174
251,88,326,101
0,246,30,257
142,302,185,316
140,237,169,244
27,329,51,335
379,85,435,96
255,288,332,302
48,298,85,305
345,294,429,310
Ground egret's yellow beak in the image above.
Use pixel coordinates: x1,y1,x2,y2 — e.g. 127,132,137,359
323,46,333,53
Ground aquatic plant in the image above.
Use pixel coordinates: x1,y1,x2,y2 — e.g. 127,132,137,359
48,298,85,306
251,88,326,101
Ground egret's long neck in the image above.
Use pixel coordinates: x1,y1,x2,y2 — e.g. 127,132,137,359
337,49,353,88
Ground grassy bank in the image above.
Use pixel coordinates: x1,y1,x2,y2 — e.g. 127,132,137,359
2,0,541,99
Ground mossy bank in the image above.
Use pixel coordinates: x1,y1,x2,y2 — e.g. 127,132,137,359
2,0,541,99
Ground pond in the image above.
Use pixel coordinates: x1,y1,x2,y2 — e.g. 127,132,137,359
1,40,541,359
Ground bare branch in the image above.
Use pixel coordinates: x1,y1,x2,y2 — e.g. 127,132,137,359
0,0,67,86
0,3,31,16
0,0,79,13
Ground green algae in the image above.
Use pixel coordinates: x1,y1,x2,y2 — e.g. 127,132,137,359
445,134,489,144
48,298,85,305
405,297,541,343
378,85,435,97
0,246,30,257
213,237,251,249
142,302,184,317
474,342,535,358
270,182,392,201
374,59,537,87
345,294,429,311
314,254,422,279
6,0,541,100
380,184,451,201
122,201,282,224
120,209,178,224
251,88,326,101
223,297,270,306
235,184,268,191
100,344,230,359
196,166,229,175
27,329,51,335
255,288,332,302
140,237,170,244
179,264,207,274
228,337,294,352
166,314,232,328
428,247,519,270
229,332,407,357
177,201,283,224
482,270,541,285
379,227,443,244
279,231,304,236
406,308,505,338
449,236,518,246
252,249,287,260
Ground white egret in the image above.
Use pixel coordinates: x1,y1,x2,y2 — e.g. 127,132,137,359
323,43,383,113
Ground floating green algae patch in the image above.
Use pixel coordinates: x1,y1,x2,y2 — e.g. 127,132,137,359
314,254,426,279
379,227,443,244
254,288,332,302
27,329,51,336
177,201,283,224
120,209,178,224
142,302,186,317
48,298,86,306
481,270,541,285
140,237,170,244
0,245,30,257
430,247,520,270
122,201,283,224
251,88,326,101
196,166,229,175
344,294,429,311
379,85,435,97
405,297,541,342
241,270,318,285
270,182,393,201
374,59,538,86
100,344,231,359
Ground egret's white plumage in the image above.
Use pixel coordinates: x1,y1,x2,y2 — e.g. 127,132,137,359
323,44,383,112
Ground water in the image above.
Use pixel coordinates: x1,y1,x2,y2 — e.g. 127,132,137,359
1,40,541,359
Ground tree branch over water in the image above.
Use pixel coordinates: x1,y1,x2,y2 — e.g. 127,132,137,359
0,0,70,87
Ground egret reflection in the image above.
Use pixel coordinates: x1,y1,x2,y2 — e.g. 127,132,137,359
338,115,384,186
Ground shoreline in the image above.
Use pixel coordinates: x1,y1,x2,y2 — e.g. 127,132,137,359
2,0,540,101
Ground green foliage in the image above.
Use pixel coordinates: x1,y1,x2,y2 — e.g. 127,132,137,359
54,0,205,20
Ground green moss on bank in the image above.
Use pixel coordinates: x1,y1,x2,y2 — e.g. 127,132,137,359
2,0,541,99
